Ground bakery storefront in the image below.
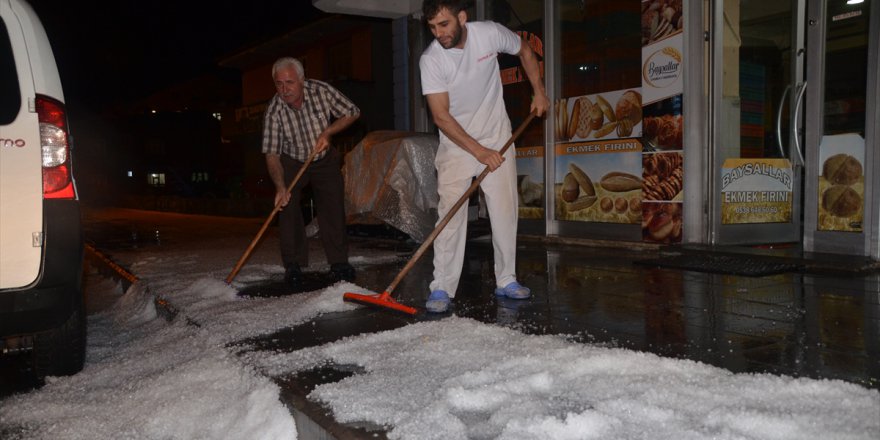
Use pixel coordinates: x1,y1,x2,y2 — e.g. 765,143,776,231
317,0,879,259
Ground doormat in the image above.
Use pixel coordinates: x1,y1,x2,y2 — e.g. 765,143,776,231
634,254,803,277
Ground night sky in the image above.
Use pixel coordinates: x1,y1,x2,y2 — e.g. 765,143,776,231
28,0,326,111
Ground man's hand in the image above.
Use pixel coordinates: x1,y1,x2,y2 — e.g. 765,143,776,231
530,91,551,118
475,145,505,172
274,188,291,209
314,133,331,154
518,35,550,118
265,153,290,209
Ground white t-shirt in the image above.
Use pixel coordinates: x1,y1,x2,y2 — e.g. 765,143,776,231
420,21,521,150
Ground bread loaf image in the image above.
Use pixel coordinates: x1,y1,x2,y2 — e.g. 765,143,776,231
595,95,615,122
567,98,580,140
822,185,861,218
562,172,580,202
615,90,642,125
600,172,643,192
822,154,862,185
589,102,604,130
575,97,593,139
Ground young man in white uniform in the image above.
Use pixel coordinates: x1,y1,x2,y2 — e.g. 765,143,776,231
419,0,549,313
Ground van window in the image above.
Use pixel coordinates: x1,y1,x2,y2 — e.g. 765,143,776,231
1,19,22,125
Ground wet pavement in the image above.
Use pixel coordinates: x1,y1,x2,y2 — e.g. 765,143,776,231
231,228,879,437
242,234,879,389
6,208,876,437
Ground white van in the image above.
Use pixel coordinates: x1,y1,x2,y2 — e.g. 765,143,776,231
1,0,85,381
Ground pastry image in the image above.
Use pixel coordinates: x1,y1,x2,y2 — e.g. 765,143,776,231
568,163,595,197
575,97,593,139
822,154,862,185
595,95,615,122
642,0,683,45
593,121,618,138
643,152,683,201
561,172,579,202
615,90,642,125
628,196,641,214
643,114,682,150
589,102,604,130
517,175,544,207
567,98,581,140
600,172,643,192
822,185,861,218
617,118,633,137
642,202,682,243
566,195,597,212
555,98,569,141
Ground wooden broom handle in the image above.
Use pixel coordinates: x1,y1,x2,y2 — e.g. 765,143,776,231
384,112,537,294
225,148,320,284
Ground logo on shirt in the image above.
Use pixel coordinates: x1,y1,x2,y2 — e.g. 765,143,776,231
477,52,496,63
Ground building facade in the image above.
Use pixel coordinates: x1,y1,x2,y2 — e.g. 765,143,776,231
316,0,879,260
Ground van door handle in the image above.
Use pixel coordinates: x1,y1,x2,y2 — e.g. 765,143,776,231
792,82,807,165
775,84,791,159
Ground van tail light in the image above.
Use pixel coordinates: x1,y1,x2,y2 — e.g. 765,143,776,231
36,94,75,199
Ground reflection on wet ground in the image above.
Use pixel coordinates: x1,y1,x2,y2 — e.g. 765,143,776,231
232,234,878,437
239,275,339,297
11,207,875,437
244,237,879,391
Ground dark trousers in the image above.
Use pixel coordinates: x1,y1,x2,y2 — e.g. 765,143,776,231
279,149,348,267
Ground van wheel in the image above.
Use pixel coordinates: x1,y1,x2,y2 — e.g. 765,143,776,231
32,295,87,382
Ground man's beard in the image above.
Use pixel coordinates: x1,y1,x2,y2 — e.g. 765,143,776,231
440,22,463,49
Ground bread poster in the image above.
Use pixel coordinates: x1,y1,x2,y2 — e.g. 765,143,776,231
554,89,643,143
516,146,545,220
641,0,684,243
554,139,643,224
818,133,865,232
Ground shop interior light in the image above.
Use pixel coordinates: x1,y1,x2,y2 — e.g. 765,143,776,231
846,0,864,5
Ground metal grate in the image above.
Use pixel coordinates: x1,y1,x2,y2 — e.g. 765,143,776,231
634,254,802,277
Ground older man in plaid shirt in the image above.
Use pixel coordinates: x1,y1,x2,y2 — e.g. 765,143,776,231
262,57,360,287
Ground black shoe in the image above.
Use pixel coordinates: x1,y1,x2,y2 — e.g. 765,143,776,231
284,263,303,288
330,263,355,282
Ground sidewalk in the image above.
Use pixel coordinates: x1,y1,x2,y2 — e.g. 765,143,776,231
84,211,879,438
232,233,880,438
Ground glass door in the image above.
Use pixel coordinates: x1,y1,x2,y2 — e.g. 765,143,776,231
710,0,806,245
803,0,875,256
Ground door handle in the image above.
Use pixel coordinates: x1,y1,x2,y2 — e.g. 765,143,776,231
792,82,807,165
775,84,791,159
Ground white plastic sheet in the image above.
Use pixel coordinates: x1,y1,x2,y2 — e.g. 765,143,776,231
343,131,439,242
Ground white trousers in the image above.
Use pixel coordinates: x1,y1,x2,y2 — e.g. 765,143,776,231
429,144,519,297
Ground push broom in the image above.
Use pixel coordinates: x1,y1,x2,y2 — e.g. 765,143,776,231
343,112,537,315
226,148,319,284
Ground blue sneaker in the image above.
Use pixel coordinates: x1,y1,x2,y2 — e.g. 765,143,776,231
425,290,450,313
495,281,531,299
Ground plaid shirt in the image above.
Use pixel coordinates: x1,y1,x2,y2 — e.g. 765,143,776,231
261,79,360,161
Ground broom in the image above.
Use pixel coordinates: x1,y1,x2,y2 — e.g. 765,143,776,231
343,112,536,315
226,148,319,284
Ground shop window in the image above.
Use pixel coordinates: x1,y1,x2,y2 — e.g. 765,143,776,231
558,1,641,98
553,0,664,238
489,0,547,220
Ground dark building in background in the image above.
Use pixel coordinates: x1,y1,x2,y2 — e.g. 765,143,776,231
218,14,394,205
85,14,394,216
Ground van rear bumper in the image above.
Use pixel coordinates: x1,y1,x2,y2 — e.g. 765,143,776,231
0,200,83,336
